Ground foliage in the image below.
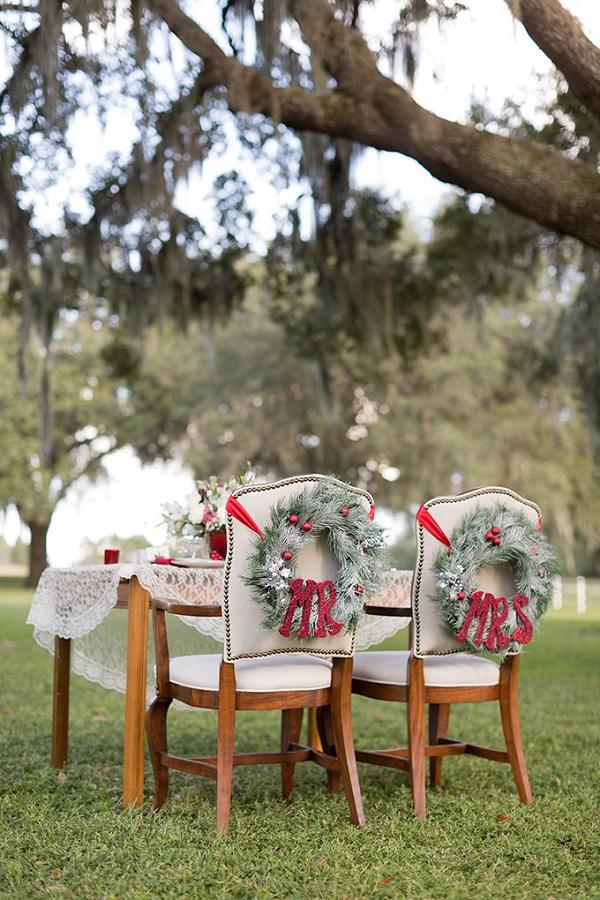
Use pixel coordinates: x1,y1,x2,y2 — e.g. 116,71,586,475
266,190,438,389
464,87,600,445
1,1,600,336
565,250,600,458
171,269,600,575
2,183,597,578
0,307,200,580
2,0,600,460
0,313,123,529
1,579,600,898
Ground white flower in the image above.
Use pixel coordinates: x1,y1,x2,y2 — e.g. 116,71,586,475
188,496,205,525
161,501,183,523
214,495,229,527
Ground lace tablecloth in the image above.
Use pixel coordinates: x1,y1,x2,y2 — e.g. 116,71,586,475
27,564,412,702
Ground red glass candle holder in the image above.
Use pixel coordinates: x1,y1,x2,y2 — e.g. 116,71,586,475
208,530,227,560
104,548,120,565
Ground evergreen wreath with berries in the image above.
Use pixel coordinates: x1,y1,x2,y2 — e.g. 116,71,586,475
432,503,557,658
243,480,387,640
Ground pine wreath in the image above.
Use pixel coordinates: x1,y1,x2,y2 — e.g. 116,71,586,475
432,503,558,658
243,480,387,640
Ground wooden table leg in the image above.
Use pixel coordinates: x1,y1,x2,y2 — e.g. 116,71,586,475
51,636,71,768
122,576,150,808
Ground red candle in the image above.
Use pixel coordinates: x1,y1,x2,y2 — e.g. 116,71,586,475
104,548,120,564
209,530,227,559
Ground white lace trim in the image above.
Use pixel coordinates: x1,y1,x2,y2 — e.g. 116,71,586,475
27,564,411,696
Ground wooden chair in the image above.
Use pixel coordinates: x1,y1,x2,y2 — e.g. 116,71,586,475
147,475,370,834
351,486,537,819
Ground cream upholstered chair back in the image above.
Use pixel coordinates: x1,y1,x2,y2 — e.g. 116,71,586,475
412,486,541,657
222,475,374,662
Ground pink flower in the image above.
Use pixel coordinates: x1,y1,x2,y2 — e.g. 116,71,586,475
202,510,216,525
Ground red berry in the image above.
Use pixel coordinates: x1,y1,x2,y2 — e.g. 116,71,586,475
485,532,493,541
282,550,293,561
493,537,501,546
457,591,465,600
288,514,299,525
210,551,223,560
302,522,313,532
355,585,365,595
340,506,350,517
491,526,501,536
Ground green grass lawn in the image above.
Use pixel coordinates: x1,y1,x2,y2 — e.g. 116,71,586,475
1,576,599,899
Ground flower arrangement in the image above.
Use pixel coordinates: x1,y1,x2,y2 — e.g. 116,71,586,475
162,466,255,543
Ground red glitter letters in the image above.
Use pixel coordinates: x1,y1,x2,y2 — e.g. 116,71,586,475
279,578,343,639
456,590,533,650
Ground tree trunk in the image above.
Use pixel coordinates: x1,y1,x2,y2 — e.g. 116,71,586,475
149,0,600,251
25,520,49,587
515,0,600,122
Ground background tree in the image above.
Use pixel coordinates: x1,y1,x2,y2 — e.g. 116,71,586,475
1,188,598,578
176,252,600,575
144,0,600,248
1,0,599,438
0,308,201,584
1,1,599,578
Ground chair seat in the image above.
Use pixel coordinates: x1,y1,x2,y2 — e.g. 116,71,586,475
169,653,333,692
352,651,500,688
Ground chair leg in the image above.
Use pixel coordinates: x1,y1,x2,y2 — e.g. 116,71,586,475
331,658,365,826
499,655,532,805
428,703,451,789
407,656,426,819
307,708,323,751
216,662,237,835
281,708,304,803
146,697,172,811
316,706,340,794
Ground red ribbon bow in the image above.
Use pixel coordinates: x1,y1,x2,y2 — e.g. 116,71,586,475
225,495,265,540
416,504,451,548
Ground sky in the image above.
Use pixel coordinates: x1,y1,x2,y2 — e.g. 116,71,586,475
1,0,599,564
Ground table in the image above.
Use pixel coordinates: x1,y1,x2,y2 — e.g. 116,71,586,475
27,564,412,807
